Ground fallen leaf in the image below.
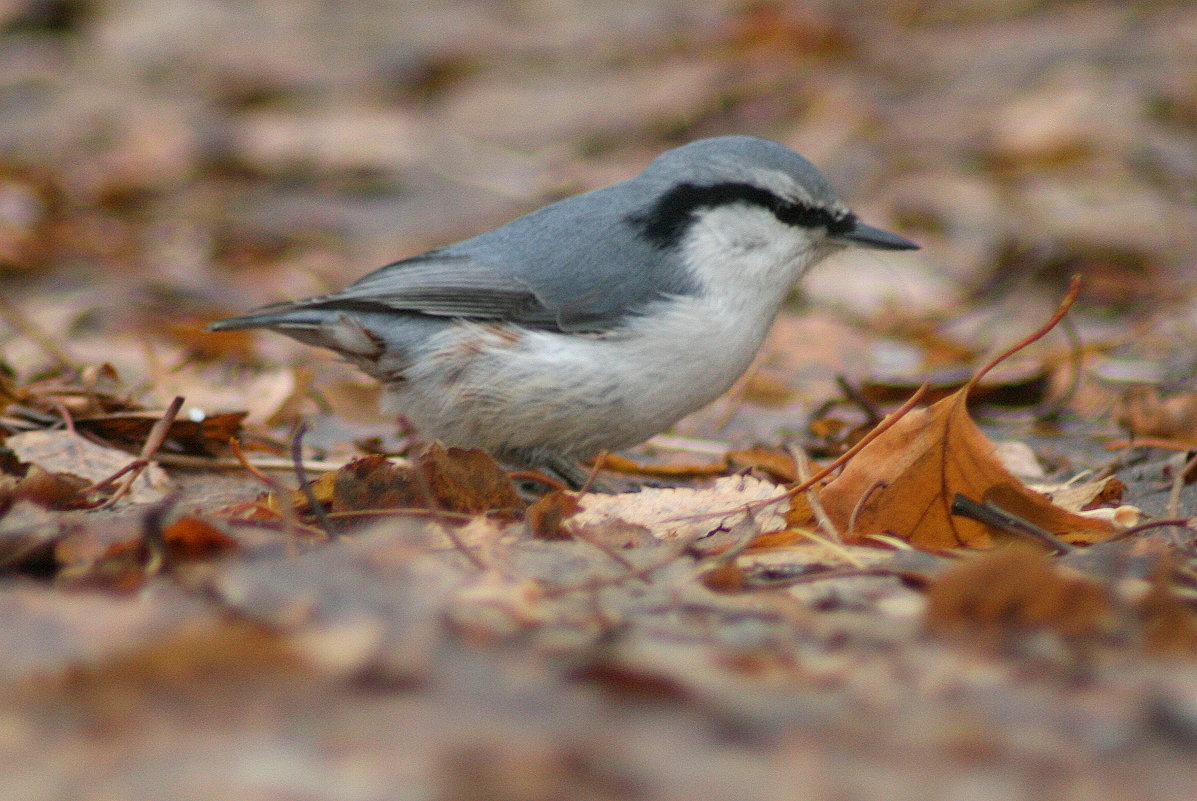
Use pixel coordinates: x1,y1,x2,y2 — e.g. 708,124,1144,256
417,444,523,515
76,410,247,456
293,447,523,521
162,515,238,559
817,278,1117,549
924,545,1113,641
597,451,728,478
1114,386,1197,448
727,446,798,482
327,455,421,513
525,490,580,540
0,464,90,510
571,475,787,542
1030,476,1125,513
6,430,171,504
816,385,1117,548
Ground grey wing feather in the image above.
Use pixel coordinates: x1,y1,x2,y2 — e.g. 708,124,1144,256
313,252,556,325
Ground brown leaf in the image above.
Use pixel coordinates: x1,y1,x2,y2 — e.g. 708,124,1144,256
294,448,524,522
327,455,421,512
417,443,523,514
727,446,797,482
597,451,728,478
6,430,171,505
1114,386,1197,448
76,410,247,456
525,490,579,540
924,545,1112,641
162,515,238,559
0,465,91,510
817,386,1117,549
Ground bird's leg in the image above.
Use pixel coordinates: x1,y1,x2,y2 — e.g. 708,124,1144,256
503,449,613,493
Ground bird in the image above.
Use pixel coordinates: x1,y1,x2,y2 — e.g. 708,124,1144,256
210,136,918,487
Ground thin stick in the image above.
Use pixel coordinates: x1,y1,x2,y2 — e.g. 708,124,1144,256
158,450,355,473
97,396,183,509
291,422,335,538
229,437,314,540
1102,517,1195,543
967,274,1082,393
789,444,842,544
140,493,178,577
1167,451,1197,520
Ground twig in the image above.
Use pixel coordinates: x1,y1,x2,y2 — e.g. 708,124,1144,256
291,422,335,538
577,451,608,496
789,443,842,544
156,451,356,473
835,375,883,425
950,493,1073,554
49,398,77,435
1102,517,1196,543
95,396,183,509
847,479,887,540
967,274,1081,393
740,565,933,590
1034,312,1085,421
1166,451,1197,520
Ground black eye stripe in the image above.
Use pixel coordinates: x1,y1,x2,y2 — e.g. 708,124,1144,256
628,182,854,248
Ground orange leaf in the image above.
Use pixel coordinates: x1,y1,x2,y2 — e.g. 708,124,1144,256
817,276,1116,549
526,490,580,540
597,452,728,478
816,382,1116,548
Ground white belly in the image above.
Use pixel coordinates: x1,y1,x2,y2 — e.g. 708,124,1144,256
387,295,773,461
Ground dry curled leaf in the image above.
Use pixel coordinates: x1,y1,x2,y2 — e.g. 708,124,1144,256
571,475,787,542
816,386,1118,548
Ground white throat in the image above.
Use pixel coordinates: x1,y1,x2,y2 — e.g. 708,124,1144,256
679,204,825,321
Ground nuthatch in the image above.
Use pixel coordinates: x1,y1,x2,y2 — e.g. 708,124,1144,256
211,136,917,485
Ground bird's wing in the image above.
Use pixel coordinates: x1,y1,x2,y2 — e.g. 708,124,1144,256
322,252,553,323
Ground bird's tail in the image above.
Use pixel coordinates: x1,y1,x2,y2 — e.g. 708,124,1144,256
208,303,386,360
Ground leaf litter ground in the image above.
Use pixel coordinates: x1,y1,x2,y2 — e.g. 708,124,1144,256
3,2,1197,799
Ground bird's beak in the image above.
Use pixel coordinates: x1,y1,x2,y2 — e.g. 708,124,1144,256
831,219,919,251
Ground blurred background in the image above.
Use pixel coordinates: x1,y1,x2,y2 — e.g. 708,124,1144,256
2,0,1196,444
